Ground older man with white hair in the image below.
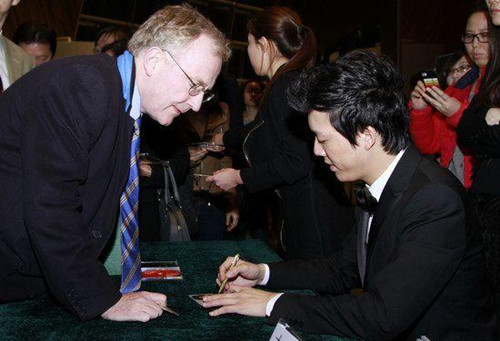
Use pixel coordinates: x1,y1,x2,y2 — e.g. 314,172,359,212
0,4,231,322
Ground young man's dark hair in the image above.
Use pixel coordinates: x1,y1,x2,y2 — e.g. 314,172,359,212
288,51,410,155
13,22,57,57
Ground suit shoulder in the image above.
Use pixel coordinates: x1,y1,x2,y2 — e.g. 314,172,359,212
15,55,121,99
388,147,466,210
43,55,119,83
418,156,465,195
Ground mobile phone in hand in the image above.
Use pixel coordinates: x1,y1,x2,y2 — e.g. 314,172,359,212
420,70,439,88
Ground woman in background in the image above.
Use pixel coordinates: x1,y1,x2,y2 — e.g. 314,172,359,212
242,79,264,125
457,1,500,336
208,7,353,260
410,8,490,189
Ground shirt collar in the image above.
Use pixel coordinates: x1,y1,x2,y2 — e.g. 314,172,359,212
129,81,141,120
367,149,406,201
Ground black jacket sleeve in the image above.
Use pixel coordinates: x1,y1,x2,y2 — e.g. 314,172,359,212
457,88,500,158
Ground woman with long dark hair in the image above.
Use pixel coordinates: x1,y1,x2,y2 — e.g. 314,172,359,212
457,1,500,336
207,7,353,260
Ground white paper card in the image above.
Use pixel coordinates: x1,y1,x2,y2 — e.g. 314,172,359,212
269,319,302,341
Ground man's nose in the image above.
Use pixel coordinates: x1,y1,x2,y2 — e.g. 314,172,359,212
188,93,204,112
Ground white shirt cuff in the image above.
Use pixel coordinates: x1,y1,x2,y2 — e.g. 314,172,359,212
259,263,271,285
266,293,284,316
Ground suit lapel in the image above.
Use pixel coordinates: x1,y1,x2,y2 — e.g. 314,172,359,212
356,207,370,285
366,144,422,259
3,37,25,83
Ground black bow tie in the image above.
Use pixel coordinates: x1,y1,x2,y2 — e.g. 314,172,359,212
354,186,378,214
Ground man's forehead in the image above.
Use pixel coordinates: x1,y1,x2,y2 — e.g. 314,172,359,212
178,38,221,87
175,34,217,59
308,109,330,122
308,110,331,133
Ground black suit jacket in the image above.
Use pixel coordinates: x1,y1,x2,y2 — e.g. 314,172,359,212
266,145,494,340
0,55,132,320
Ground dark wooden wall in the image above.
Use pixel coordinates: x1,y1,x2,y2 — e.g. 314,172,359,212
3,0,479,57
0,0,485,86
3,0,83,40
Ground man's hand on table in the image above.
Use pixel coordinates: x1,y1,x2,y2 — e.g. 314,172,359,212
204,257,279,317
202,286,278,317
101,291,167,322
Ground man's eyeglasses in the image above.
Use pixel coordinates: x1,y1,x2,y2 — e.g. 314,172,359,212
164,50,215,103
461,32,489,44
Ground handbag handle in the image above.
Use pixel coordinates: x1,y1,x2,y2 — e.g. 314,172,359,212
161,162,182,206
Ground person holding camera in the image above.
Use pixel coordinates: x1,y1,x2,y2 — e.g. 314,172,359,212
409,6,490,189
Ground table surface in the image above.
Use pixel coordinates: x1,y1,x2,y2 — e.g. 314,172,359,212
0,240,353,341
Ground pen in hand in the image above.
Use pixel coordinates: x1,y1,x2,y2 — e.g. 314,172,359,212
217,254,240,294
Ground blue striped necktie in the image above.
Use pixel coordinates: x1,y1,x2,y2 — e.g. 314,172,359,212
120,117,142,293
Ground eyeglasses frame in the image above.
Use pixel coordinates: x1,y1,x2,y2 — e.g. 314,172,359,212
448,64,472,76
163,49,215,103
461,32,490,44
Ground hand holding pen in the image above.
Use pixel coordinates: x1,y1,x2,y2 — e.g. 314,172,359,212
218,254,239,294
216,255,267,292
204,256,277,317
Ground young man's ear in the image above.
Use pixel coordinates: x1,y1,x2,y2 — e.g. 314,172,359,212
141,47,163,77
358,127,377,150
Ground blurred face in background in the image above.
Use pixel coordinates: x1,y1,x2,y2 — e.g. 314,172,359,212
463,11,490,68
19,42,52,66
486,0,500,25
446,56,472,86
243,80,263,108
94,32,118,56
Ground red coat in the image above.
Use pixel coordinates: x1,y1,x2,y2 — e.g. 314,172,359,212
409,73,483,189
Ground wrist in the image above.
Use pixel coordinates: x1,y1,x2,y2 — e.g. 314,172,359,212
257,263,267,285
235,169,244,185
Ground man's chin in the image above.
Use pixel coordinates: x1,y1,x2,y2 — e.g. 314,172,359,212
145,111,177,126
159,116,175,126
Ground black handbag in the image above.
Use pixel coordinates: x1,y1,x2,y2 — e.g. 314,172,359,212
158,163,190,242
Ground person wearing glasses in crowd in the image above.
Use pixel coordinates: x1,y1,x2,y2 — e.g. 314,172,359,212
0,4,230,322
458,0,500,337
410,6,490,189
207,6,353,261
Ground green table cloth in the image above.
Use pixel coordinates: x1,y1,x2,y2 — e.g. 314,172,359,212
0,240,353,340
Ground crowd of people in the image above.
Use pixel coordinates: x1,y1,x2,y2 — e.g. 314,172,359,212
0,0,499,339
